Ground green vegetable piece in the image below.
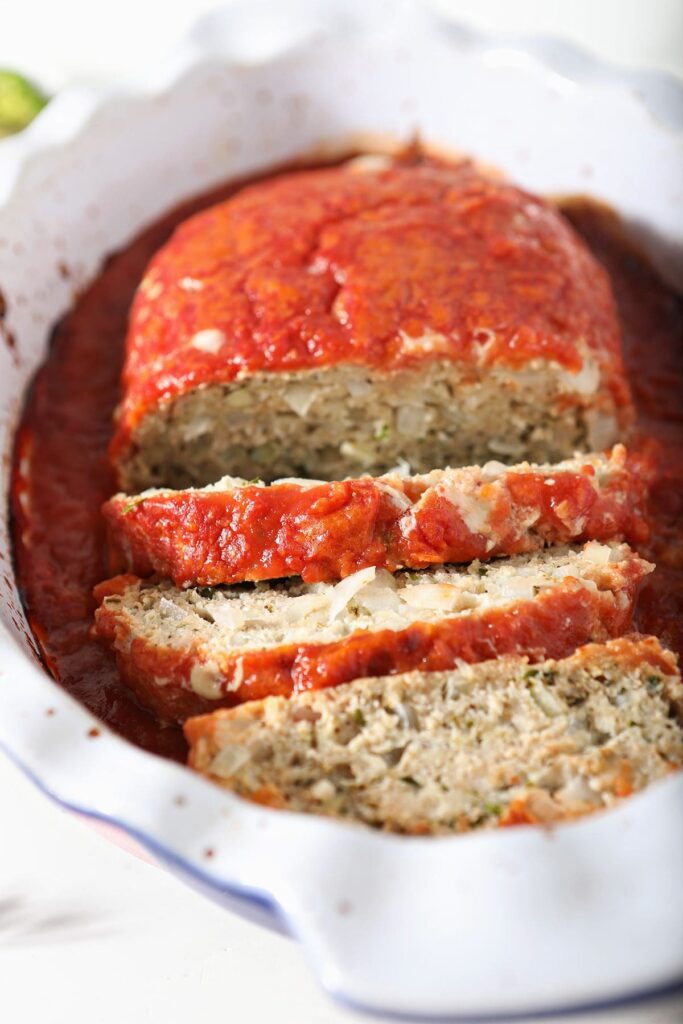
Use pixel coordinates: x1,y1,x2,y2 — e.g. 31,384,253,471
477,566,488,576
0,70,48,137
352,708,366,727
251,442,277,465
646,675,662,694
121,496,147,515
401,775,421,788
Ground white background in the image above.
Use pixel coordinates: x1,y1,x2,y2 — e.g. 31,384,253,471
1,2,682,1023
1,0,683,88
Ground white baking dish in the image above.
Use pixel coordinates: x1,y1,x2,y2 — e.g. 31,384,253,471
0,1,682,1017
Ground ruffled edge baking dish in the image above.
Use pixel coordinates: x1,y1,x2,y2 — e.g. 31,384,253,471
0,1,682,1017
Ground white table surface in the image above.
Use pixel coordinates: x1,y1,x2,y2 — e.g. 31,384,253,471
1,2,682,1022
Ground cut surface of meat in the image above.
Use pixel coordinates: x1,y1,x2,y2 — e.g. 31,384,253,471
185,635,683,835
93,542,652,721
111,155,632,489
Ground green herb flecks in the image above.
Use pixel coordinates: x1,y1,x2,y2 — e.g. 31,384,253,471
121,496,147,515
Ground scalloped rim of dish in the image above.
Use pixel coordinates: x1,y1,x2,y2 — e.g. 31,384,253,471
0,1,682,1019
2,0,683,208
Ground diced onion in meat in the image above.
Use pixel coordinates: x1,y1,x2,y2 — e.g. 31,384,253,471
210,743,251,778
328,566,377,622
581,542,612,565
283,383,317,417
357,569,402,614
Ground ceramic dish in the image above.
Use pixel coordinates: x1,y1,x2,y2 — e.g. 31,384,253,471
0,1,682,1018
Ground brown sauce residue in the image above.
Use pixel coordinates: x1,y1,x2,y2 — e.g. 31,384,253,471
8,167,683,756
562,202,683,655
0,287,17,354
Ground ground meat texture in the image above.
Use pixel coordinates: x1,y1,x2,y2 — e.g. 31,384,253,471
110,155,633,489
103,446,649,586
185,635,683,835
92,542,652,722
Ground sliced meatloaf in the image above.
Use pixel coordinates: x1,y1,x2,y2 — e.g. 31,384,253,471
103,445,649,586
185,636,683,834
110,154,632,490
92,542,652,722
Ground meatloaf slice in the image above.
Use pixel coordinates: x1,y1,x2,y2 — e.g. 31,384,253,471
103,445,649,586
110,155,632,490
185,635,683,835
92,542,652,722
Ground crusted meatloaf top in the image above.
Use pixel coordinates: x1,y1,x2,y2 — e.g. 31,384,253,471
110,155,632,478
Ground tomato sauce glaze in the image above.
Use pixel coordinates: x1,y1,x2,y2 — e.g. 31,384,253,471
111,159,629,472
9,170,683,760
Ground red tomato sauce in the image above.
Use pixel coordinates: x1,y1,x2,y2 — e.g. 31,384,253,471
102,450,648,586
111,159,629,473
9,169,683,759
561,201,683,657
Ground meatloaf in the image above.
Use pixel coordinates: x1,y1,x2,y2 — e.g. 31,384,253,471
185,635,683,834
110,154,632,490
92,542,652,722
103,445,648,586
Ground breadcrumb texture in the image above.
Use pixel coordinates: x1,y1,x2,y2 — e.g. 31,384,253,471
110,155,632,489
104,445,649,586
185,636,683,835
92,543,652,722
